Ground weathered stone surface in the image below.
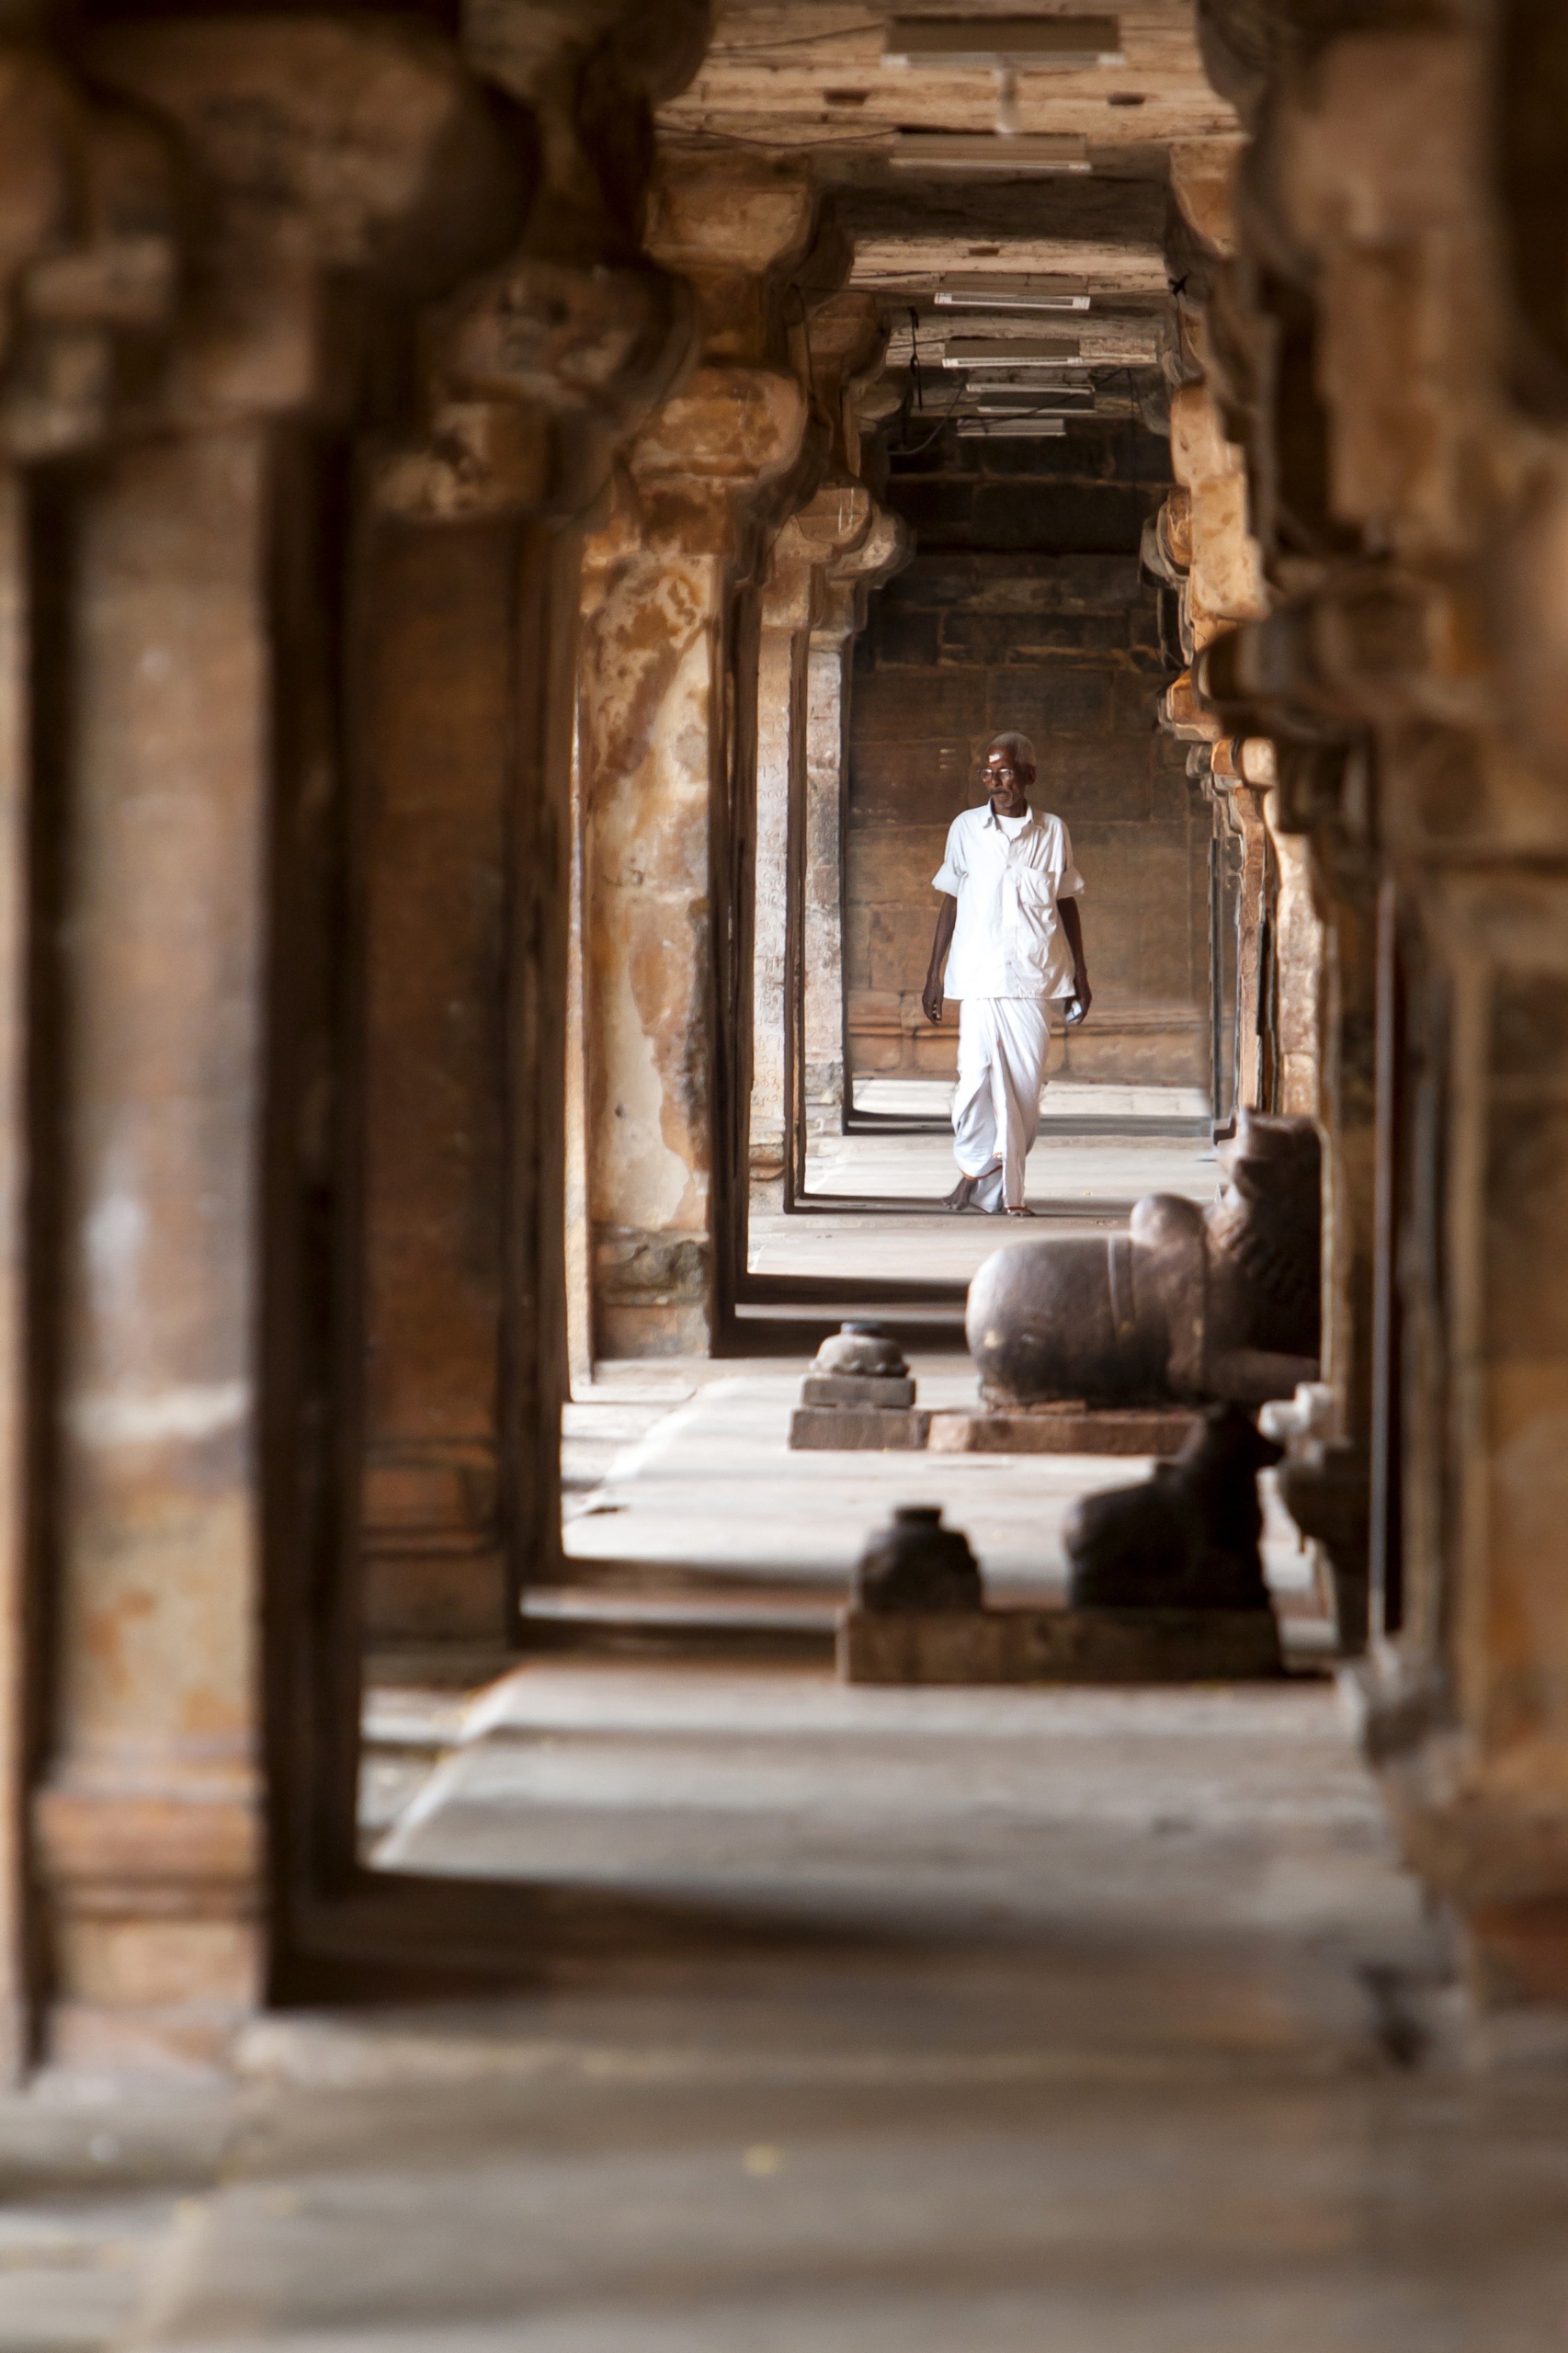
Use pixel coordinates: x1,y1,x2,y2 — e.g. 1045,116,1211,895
579,155,824,1357
789,1406,930,1451
839,1605,1283,1686
34,429,271,2071
801,1374,917,1409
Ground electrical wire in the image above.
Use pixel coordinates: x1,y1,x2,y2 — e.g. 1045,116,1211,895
687,19,883,59
659,124,897,153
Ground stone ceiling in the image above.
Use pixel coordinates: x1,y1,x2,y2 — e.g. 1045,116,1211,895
655,3,1241,433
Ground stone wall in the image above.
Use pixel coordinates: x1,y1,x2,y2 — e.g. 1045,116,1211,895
846,425,1210,1092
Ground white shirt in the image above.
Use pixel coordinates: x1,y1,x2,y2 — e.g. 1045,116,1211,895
932,802,1085,1000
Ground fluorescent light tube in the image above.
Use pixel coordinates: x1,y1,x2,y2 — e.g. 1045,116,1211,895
933,277,1090,310
956,417,1069,437
884,18,1124,68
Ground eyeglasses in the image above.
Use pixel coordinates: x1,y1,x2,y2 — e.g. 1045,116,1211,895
979,763,1020,782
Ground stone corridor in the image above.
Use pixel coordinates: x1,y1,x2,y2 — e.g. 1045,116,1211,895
5,0,1568,2342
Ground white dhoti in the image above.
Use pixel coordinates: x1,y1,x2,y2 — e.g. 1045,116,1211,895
952,995,1051,1211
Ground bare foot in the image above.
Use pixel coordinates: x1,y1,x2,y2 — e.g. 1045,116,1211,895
944,1162,1002,1211
1005,1204,1036,1217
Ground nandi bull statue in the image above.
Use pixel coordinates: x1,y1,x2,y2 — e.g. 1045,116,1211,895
967,1109,1320,1410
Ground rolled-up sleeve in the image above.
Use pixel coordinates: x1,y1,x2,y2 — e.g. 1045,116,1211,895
932,816,966,896
1056,821,1085,899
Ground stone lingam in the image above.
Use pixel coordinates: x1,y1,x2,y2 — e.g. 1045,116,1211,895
967,1109,1321,1414
789,1322,930,1450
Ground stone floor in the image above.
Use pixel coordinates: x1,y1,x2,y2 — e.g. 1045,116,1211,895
559,1364,1323,1620
19,1665,1568,2351
748,1078,1220,1281
7,1279,1566,2348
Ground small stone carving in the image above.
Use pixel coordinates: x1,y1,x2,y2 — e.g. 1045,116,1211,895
1063,1404,1283,1612
968,1109,1321,1409
1262,1384,1369,1655
853,1505,983,1613
802,1320,915,1406
789,1321,928,1449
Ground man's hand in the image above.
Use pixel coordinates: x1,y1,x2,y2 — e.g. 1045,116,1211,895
923,896,957,1027
1060,898,1090,1027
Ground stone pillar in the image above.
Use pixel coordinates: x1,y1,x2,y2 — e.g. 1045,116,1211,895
1,11,551,2070
1194,6,1568,2010
1265,785,1325,1119
0,46,194,2081
563,709,594,1391
748,547,812,1194
0,471,27,2080
746,483,903,1204
354,17,699,1631
35,430,275,2069
802,608,855,1140
802,507,907,1147
745,283,904,1209
579,158,819,1358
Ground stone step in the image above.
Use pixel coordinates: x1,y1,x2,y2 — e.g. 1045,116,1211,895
520,1586,838,1664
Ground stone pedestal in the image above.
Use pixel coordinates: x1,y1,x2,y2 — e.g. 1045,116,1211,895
839,1607,1284,1686
790,1406,931,1450
928,1407,1197,1456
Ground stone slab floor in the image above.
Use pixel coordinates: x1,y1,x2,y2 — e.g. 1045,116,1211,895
8,1342,1566,2349
7,1664,1568,2347
558,1363,1325,1635
750,1078,1220,1282
25,1666,1567,2352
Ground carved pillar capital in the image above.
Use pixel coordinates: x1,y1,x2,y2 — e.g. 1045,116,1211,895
0,49,182,460
815,497,910,642
82,17,525,431
645,152,820,365
802,291,887,477
762,479,877,631
378,3,715,523
624,362,809,555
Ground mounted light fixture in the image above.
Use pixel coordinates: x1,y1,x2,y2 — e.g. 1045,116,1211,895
967,387,1096,412
933,276,1091,311
956,417,1068,437
883,17,1124,132
939,335,1083,367
887,131,1090,172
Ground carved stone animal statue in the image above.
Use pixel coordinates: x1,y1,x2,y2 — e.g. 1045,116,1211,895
967,1108,1321,1409
1063,1404,1283,1612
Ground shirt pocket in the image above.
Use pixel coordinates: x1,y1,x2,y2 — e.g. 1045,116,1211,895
1015,869,1057,918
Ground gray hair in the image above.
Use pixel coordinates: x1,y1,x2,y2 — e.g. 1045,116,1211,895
987,732,1037,773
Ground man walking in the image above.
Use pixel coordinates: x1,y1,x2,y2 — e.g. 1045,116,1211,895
921,733,1091,1214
